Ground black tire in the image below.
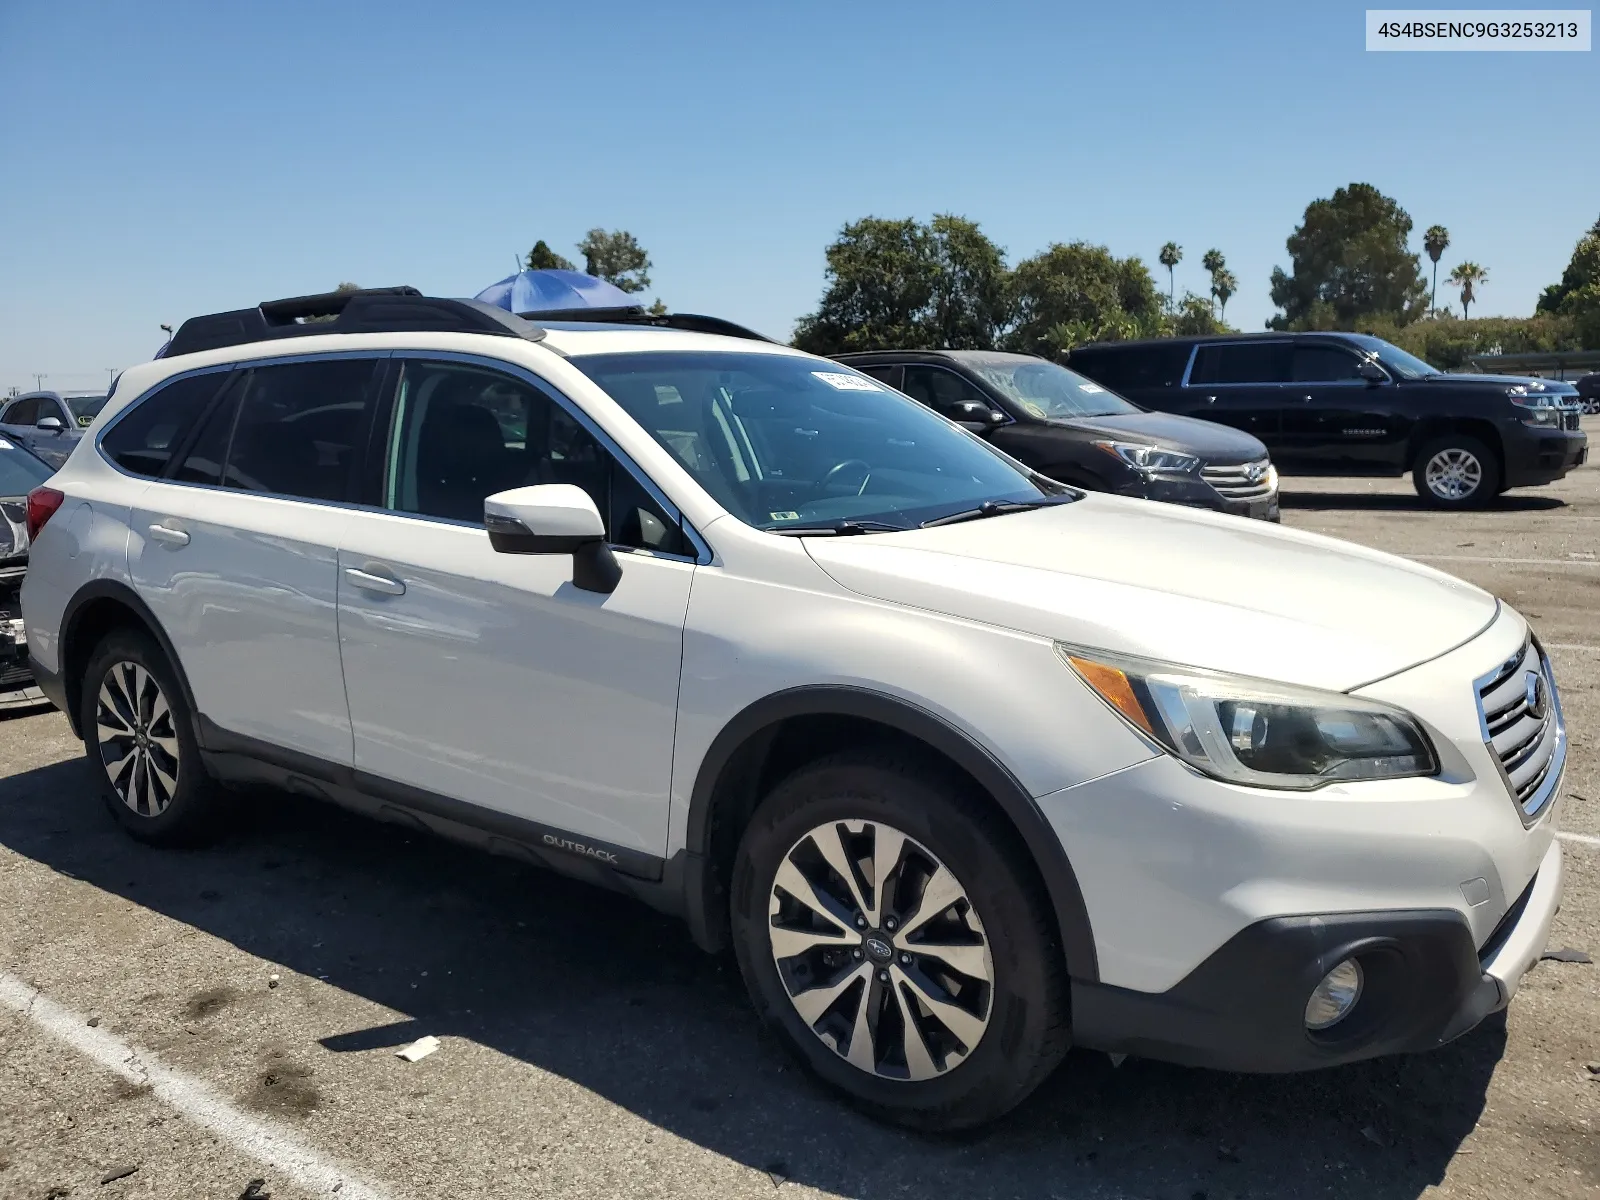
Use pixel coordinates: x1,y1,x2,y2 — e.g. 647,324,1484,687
79,629,223,845
730,750,1069,1131
1411,434,1500,509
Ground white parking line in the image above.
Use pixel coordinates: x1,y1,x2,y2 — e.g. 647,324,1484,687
1410,555,1600,567
0,971,395,1200
1558,831,1600,848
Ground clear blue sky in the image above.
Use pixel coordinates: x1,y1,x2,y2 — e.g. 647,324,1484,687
2,1,1595,394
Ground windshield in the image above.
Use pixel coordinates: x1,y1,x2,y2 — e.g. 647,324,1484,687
65,395,108,424
571,351,1067,531
0,438,53,497
1349,336,1439,380
957,355,1141,419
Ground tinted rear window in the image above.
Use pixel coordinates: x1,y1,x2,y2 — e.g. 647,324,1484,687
0,439,53,496
1070,343,1192,391
100,372,230,478
1189,343,1291,385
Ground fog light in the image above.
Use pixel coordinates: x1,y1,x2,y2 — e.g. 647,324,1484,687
1305,959,1363,1031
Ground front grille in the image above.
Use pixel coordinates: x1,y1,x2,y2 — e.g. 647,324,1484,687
1201,458,1276,501
1474,638,1565,824
1562,409,1581,431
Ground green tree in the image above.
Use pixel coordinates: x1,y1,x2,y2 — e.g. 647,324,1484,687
1211,268,1238,323
1536,216,1600,349
1268,183,1429,329
578,229,652,293
1170,291,1228,336
792,215,1010,354
1006,242,1163,357
525,240,576,271
1158,241,1182,303
1200,249,1226,316
1448,262,1487,319
1423,224,1450,313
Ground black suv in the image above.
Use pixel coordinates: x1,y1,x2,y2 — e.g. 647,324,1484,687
832,350,1280,520
1067,333,1588,508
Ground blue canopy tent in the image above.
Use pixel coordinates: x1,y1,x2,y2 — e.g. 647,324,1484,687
474,269,638,318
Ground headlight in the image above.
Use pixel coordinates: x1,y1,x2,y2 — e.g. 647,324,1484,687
1059,645,1438,790
1092,441,1200,474
1509,392,1562,427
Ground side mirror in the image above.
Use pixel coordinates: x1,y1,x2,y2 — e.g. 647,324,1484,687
1357,360,1388,385
35,416,66,433
949,400,1005,430
483,484,620,594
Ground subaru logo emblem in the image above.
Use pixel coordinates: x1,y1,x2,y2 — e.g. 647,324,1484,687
1524,672,1547,721
863,936,893,963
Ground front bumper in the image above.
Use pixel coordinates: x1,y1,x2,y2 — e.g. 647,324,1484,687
1,616,46,711
1118,474,1280,522
1502,425,1587,488
1070,839,1561,1072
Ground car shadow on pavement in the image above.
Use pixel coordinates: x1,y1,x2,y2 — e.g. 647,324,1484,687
0,758,1505,1200
1279,491,1565,513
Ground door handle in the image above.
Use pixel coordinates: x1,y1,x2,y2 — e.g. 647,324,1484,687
1298,394,1314,402
147,523,190,548
1204,395,1217,404
344,566,406,596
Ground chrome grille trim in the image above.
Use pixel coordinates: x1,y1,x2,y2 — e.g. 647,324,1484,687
1473,637,1565,825
1201,458,1276,500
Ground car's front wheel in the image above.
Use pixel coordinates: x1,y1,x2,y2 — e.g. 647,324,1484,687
1412,434,1500,508
80,629,222,845
731,751,1069,1131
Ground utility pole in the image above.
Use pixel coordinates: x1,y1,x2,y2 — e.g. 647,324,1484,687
106,368,116,386
33,373,46,392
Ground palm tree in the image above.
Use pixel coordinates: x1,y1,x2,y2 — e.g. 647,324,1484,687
1159,242,1182,303
1423,225,1450,314
1201,250,1226,315
1211,269,1238,324
1448,262,1487,319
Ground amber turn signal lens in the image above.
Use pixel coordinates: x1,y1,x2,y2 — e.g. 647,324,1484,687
1065,655,1155,737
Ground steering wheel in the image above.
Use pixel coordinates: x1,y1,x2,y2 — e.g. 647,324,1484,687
820,458,873,497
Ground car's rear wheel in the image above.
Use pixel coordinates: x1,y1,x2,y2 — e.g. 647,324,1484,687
1412,435,1500,508
80,629,222,844
731,751,1068,1131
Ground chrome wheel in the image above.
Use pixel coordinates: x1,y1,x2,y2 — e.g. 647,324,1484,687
95,661,180,817
768,819,993,1081
1424,448,1483,501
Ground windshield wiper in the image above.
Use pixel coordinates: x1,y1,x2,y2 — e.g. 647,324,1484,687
769,519,905,537
919,498,1069,528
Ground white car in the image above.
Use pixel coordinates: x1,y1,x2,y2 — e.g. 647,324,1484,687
21,288,1566,1130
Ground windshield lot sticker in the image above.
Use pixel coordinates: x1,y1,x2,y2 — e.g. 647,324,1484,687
1078,382,1104,393
812,371,880,391
769,511,800,522
1019,401,1047,419
0,438,11,450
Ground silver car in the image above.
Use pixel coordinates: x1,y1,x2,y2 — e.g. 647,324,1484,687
0,389,110,469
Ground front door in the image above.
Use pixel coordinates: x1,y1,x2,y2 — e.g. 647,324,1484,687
1279,342,1408,472
1182,341,1292,449
129,355,386,763
335,356,695,867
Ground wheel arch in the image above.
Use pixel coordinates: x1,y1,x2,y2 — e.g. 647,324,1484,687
1405,418,1505,476
680,685,1099,981
58,580,197,740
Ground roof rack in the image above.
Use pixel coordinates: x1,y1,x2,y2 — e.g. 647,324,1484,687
520,305,775,343
161,287,547,358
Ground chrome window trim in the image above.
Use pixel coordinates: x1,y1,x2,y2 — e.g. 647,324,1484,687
387,349,712,565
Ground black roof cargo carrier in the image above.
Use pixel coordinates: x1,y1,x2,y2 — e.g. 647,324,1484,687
162,287,547,358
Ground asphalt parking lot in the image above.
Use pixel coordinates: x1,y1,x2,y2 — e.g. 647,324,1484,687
2,423,1596,1200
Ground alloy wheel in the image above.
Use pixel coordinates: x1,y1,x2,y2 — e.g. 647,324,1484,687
1424,448,1482,501
767,819,993,1081
95,661,181,817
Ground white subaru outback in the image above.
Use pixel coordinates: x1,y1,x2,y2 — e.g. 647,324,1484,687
22,288,1566,1130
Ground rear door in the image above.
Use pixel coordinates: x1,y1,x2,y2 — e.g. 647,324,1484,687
1182,341,1291,448
127,354,387,764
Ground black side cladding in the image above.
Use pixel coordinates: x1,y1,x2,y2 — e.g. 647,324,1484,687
163,289,548,357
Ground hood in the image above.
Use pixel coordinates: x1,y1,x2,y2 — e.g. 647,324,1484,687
1423,373,1579,395
802,495,1499,692
1051,411,1267,462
